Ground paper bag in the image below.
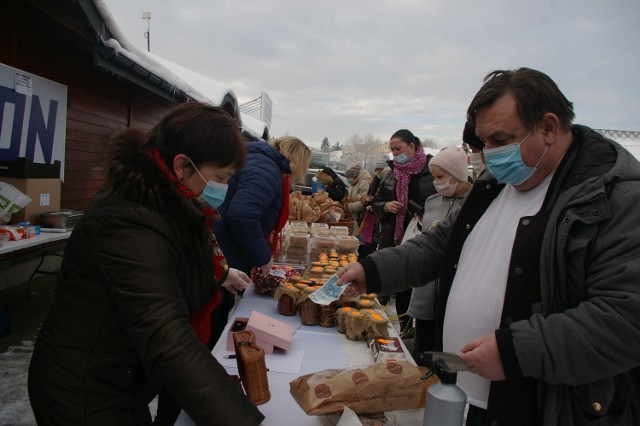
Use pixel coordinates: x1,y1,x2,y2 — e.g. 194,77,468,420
289,360,436,415
0,182,32,223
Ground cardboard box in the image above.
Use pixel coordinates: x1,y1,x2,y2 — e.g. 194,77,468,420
0,177,61,225
226,317,275,354
246,311,293,352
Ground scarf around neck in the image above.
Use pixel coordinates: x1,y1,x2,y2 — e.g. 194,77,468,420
149,147,227,344
392,148,427,245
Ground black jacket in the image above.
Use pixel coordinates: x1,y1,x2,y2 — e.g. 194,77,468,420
370,156,435,248
28,137,264,425
317,167,347,201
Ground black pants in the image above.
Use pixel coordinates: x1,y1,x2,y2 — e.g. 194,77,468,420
466,405,489,426
413,318,436,353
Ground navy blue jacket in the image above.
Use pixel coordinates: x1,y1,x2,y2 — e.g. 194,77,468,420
213,141,291,274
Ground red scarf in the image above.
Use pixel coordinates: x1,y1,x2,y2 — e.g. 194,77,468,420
393,148,427,245
150,148,227,344
269,174,290,258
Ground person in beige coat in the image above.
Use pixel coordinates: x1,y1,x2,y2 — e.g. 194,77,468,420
344,163,372,233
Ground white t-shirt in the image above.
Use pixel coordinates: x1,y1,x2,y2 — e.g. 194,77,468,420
442,175,553,408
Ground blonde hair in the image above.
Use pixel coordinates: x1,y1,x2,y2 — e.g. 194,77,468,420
270,136,312,186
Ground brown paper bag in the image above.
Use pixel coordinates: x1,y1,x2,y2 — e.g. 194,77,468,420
289,360,436,415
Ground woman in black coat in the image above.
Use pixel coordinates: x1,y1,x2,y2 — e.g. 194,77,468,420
370,129,436,329
28,103,264,426
316,167,347,201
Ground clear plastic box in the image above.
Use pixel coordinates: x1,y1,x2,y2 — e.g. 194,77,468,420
329,225,350,236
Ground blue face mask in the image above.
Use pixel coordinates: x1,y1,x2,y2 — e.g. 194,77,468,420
483,132,547,185
189,159,228,209
394,152,411,164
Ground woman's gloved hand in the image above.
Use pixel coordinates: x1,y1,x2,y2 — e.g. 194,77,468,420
222,268,252,294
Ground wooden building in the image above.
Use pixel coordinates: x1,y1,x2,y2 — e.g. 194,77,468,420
1,0,240,212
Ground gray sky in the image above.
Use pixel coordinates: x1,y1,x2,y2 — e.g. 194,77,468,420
102,0,639,149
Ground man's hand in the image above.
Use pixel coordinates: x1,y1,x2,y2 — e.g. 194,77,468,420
459,333,506,381
222,268,252,294
336,262,367,297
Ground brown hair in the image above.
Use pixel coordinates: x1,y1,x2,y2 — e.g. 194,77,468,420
390,129,422,150
146,102,246,172
467,68,575,132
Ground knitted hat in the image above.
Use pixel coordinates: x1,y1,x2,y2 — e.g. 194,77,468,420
429,146,468,182
463,121,485,150
345,163,362,179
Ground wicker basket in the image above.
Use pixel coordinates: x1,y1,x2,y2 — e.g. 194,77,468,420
233,330,271,405
318,202,356,235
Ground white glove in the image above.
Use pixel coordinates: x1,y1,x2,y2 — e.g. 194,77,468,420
260,259,273,277
222,268,252,294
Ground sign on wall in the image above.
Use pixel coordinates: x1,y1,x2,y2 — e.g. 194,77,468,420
0,63,68,179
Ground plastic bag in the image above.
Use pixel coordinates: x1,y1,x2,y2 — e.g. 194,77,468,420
400,216,422,244
0,182,32,224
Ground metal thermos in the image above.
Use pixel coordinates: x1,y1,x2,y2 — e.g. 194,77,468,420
423,360,467,426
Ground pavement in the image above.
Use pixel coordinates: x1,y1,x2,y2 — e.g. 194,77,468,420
0,274,57,425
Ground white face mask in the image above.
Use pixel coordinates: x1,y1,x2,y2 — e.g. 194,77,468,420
433,177,457,197
470,151,486,174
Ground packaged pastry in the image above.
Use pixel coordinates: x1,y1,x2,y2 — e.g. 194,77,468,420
300,287,320,326
369,336,406,364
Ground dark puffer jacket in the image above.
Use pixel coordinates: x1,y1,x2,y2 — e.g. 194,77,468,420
213,140,291,273
28,137,264,425
370,156,435,248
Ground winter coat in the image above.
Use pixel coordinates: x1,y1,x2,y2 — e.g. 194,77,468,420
406,190,469,320
316,167,348,202
370,157,436,248
362,126,640,425
213,140,291,274
28,139,264,426
345,169,372,222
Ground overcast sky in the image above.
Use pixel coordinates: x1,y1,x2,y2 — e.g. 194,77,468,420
102,0,639,149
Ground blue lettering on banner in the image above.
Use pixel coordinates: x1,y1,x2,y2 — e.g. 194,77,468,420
25,96,58,164
0,85,27,161
0,86,58,165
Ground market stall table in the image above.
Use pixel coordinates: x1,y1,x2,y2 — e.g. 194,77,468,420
175,284,424,425
0,230,72,296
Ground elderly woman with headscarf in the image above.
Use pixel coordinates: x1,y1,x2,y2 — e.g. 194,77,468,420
343,163,372,231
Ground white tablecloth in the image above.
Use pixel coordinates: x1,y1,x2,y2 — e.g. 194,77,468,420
175,284,424,425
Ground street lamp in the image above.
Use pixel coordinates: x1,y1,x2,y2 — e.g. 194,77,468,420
142,11,151,52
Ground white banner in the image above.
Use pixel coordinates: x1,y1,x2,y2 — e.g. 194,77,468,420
0,63,68,179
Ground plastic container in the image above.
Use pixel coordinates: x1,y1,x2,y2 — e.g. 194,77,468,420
423,361,467,426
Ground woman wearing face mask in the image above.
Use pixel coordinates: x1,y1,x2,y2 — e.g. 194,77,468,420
28,103,264,426
404,146,472,355
370,129,436,329
343,163,372,234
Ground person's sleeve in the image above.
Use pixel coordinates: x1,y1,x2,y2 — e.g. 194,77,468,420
364,220,452,296
509,183,640,385
96,210,264,425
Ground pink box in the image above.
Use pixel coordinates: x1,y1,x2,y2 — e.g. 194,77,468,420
225,316,276,353
246,310,293,352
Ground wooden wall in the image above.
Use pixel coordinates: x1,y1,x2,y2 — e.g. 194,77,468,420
1,0,177,211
